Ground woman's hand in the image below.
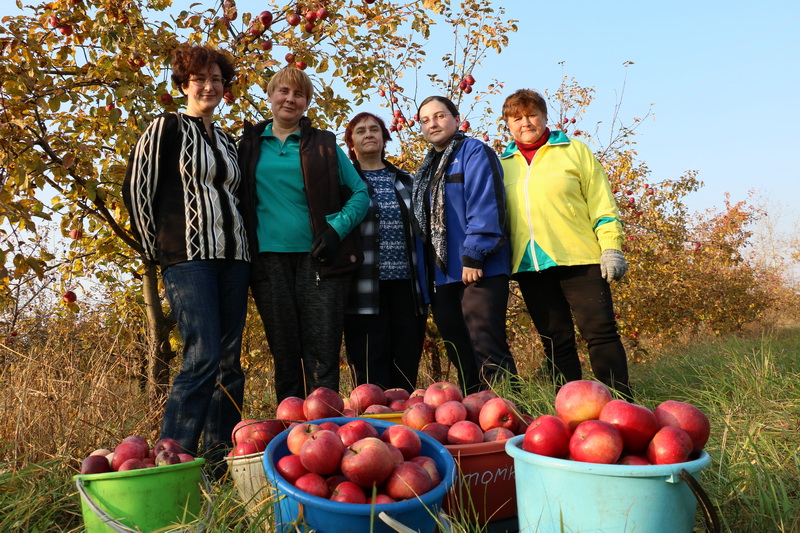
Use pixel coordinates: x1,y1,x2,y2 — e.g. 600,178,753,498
462,267,483,284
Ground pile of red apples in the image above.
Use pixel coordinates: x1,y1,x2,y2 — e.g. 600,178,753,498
273,382,530,447
523,380,711,465
277,419,443,504
79,436,197,475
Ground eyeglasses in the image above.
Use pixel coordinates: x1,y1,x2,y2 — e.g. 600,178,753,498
419,112,452,126
188,76,227,87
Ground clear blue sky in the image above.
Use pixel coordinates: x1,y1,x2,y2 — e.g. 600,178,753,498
490,1,800,234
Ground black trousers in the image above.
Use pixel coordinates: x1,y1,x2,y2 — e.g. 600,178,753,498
516,264,631,399
251,252,350,401
344,279,428,392
431,275,518,395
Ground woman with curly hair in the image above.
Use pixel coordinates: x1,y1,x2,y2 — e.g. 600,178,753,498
123,44,252,474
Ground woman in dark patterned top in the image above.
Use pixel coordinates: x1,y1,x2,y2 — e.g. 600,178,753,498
123,44,251,473
342,112,428,392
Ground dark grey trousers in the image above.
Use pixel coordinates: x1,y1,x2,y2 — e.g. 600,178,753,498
251,252,350,401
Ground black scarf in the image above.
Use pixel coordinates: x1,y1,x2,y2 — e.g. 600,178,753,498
412,133,465,273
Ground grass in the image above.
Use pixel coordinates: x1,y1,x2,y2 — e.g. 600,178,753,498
1,319,799,532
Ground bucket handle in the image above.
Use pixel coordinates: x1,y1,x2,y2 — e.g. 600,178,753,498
377,511,454,533
75,469,214,532
679,468,721,533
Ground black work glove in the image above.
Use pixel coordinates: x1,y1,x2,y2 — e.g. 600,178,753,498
310,225,340,265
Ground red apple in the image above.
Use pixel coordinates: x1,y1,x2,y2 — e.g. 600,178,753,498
316,7,329,21
478,397,520,432
303,387,343,420
523,414,571,458
337,419,379,447
276,454,308,484
49,15,60,28
569,420,624,464
410,455,441,486
154,450,181,466
483,427,515,442
462,392,490,424
80,455,111,475
424,381,462,408
350,383,387,414
58,24,73,36
112,440,147,470
260,39,273,51
340,437,395,488
151,437,182,457
369,493,396,505
294,472,329,498
421,422,449,445
232,439,261,457
599,400,659,454
318,421,340,433
384,461,432,500
402,402,435,431
295,60,308,70
249,420,285,448
464,74,475,86
619,454,651,466
653,400,710,454
381,424,421,460
404,396,425,408
231,419,259,443
555,380,613,429
331,480,367,503
299,430,345,475
647,426,693,465
89,448,112,457
363,404,393,414
410,388,426,398
62,290,77,303
286,423,321,455
178,453,195,463
447,420,484,445
276,396,306,421
159,92,173,106
325,474,347,493
117,458,146,471
69,229,83,239
435,400,467,426
385,388,410,403
287,13,301,26
258,10,273,28
389,399,406,411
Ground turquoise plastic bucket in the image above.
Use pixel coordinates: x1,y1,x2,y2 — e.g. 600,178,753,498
506,435,712,532
263,417,456,533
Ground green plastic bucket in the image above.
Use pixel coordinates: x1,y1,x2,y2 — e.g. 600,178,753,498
506,435,717,532
74,459,210,532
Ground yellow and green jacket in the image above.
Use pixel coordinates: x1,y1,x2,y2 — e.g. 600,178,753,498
499,130,623,274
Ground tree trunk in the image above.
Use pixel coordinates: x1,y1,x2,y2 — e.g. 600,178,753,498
141,262,176,402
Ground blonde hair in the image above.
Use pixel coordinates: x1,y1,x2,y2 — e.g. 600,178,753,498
267,67,314,100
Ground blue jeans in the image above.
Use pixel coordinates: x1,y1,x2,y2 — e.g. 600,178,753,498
160,259,250,458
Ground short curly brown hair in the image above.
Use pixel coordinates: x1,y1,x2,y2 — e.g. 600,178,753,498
171,44,235,93
502,89,548,122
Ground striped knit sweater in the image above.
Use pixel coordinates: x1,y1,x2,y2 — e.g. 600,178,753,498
123,113,250,268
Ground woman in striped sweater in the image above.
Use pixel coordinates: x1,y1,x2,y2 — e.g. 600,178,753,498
123,44,252,474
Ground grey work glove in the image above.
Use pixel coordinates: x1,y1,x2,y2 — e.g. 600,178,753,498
600,249,628,283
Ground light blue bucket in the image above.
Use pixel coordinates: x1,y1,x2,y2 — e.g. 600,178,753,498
264,417,456,533
505,435,717,532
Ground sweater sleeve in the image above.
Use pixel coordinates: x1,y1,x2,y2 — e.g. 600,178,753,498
579,142,624,252
325,145,370,238
122,114,176,262
461,140,507,266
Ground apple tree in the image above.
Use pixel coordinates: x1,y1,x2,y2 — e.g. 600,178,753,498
0,0,517,396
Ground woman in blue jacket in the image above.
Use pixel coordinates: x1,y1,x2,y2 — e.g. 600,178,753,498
412,96,517,394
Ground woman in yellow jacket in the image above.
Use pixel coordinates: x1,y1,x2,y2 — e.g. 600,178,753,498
500,89,631,399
